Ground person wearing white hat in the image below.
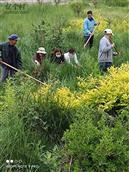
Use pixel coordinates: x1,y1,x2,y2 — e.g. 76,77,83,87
98,28,118,73
33,47,47,66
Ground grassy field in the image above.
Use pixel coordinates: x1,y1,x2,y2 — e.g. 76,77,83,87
0,1,129,171
0,3,129,74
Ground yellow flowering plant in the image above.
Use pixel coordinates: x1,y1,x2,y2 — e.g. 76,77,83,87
34,63,129,116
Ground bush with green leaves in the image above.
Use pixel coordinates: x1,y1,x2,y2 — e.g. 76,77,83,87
0,81,47,171
43,146,61,172
62,107,129,172
105,0,129,7
0,78,77,171
60,64,129,171
0,3,129,172
70,1,84,17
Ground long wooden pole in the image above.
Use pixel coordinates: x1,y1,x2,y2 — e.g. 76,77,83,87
1,61,44,85
84,26,97,48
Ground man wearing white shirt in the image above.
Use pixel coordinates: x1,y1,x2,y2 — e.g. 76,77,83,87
64,48,80,66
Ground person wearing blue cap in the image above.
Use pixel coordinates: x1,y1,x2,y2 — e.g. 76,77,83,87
0,34,22,82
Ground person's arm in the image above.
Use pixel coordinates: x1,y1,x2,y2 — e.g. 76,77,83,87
74,53,79,65
61,55,65,63
16,49,22,69
94,19,100,26
84,19,91,35
35,60,40,66
64,54,71,64
32,53,40,65
94,20,97,26
0,43,3,61
100,39,114,53
113,52,118,56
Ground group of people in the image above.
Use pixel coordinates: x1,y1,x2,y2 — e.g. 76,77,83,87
0,34,80,82
33,47,80,66
83,10,118,73
0,10,118,82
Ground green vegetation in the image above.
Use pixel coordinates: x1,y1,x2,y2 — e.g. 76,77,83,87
0,1,129,171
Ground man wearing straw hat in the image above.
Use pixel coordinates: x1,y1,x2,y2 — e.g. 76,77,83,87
0,34,22,82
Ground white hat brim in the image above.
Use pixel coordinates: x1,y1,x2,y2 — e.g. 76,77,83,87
37,51,47,54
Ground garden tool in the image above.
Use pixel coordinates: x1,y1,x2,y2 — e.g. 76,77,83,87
84,26,98,48
0,60,44,85
109,38,120,55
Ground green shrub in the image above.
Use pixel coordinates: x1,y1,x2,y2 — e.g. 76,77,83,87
31,20,46,50
0,3,129,172
59,64,129,171
43,146,61,172
105,0,129,7
70,1,84,17
0,81,47,171
62,107,129,172
31,82,75,142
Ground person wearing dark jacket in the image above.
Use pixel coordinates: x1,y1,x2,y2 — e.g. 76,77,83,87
51,48,65,64
0,34,22,82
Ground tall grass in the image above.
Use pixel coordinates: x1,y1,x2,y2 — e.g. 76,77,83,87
0,4,129,81
0,3,129,171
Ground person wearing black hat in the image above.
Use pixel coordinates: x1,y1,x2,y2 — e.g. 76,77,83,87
0,34,22,82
